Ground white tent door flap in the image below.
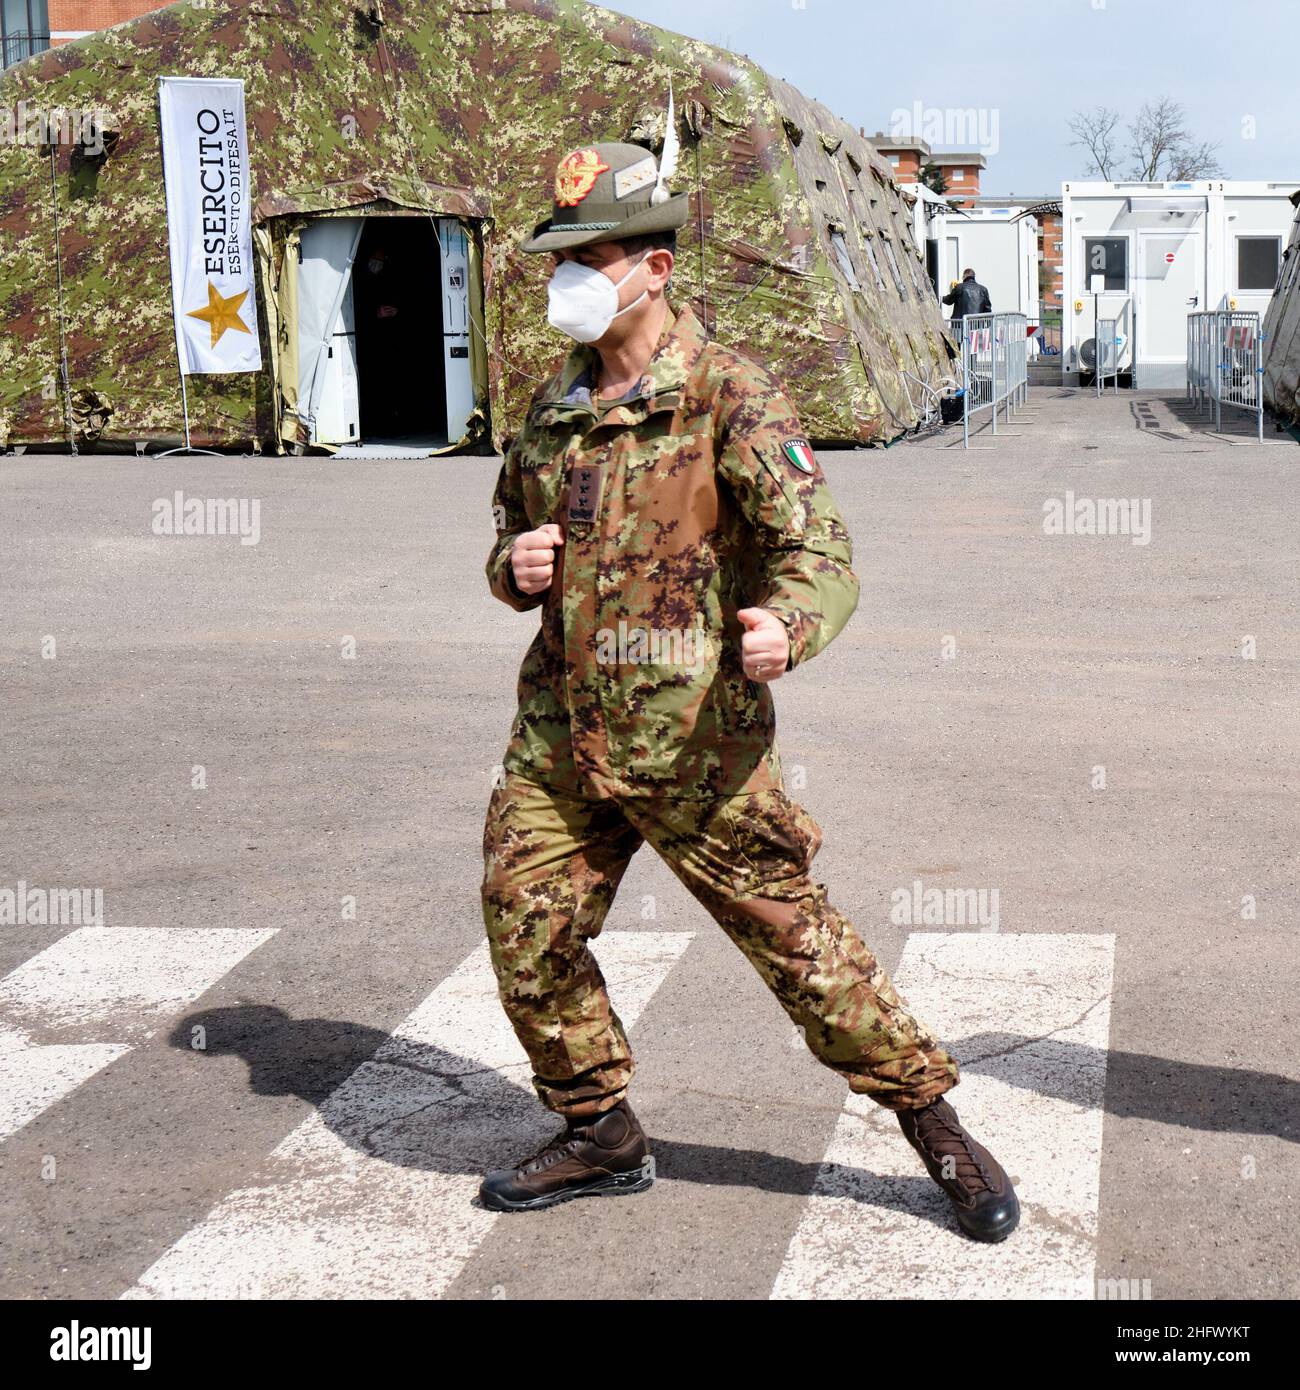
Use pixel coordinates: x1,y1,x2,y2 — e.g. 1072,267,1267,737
439,218,474,443
298,218,364,445
1137,231,1203,364
314,274,359,444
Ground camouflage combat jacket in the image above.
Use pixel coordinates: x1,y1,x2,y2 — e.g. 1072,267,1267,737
485,300,860,800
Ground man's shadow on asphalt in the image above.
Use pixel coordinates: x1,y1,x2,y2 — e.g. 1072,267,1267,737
169,1007,1296,1230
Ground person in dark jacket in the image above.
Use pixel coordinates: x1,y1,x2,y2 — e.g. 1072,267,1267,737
943,267,992,326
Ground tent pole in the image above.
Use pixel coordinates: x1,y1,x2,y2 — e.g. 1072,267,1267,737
155,309,220,458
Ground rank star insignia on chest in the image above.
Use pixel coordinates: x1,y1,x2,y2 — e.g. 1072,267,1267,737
567,463,604,524
782,438,817,473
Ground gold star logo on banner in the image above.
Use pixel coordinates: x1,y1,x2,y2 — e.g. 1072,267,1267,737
186,281,252,348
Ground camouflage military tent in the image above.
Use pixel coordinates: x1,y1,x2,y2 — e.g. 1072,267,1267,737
1263,190,1300,428
0,0,956,454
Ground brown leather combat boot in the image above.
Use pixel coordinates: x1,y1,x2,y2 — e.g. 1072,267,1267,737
478,1099,655,1212
897,1096,1020,1242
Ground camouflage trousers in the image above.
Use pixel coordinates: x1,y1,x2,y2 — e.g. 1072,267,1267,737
481,772,960,1120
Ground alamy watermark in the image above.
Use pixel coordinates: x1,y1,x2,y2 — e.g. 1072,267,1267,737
0,881,104,927
594,620,708,671
1,101,111,156
1043,491,1151,546
888,101,1000,158
152,490,261,545
890,879,1000,932
49,1321,151,1370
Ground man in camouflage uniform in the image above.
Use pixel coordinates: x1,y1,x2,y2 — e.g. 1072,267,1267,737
478,142,1019,1242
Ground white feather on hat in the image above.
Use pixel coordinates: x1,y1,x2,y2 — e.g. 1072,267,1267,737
650,80,679,206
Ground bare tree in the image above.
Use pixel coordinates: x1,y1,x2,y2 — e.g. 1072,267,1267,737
1069,98,1224,181
1127,98,1224,179
1068,107,1124,179
1126,98,1188,179
1163,137,1225,181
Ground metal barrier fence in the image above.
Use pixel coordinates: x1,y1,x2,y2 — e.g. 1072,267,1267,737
1186,310,1264,441
1095,316,1121,395
960,313,1028,448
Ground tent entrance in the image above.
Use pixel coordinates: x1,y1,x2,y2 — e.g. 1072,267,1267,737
352,217,445,446
293,212,478,455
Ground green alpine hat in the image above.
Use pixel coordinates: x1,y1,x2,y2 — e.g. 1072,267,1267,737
520,140,690,254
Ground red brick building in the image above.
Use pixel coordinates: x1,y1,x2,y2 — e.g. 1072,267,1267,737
50,0,168,44
1035,204,1064,314
930,151,985,208
869,132,929,186
2,0,167,64
869,132,986,207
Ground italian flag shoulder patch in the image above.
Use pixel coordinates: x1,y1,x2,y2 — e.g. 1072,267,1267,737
781,438,816,474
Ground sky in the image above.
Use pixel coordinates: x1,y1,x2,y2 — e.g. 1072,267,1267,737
593,0,1300,195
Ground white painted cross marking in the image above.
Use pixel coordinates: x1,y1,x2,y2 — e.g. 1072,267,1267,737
0,927,276,1142
772,933,1116,1300
124,932,693,1300
0,1038,129,1143
0,927,278,1036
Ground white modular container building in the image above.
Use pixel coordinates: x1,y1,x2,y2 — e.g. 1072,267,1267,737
901,181,953,303
939,206,1041,323
1059,180,1297,387
901,195,1040,343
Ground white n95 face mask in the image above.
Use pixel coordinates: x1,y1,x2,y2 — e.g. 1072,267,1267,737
546,251,649,343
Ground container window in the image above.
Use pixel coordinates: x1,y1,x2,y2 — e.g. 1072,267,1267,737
1083,237,1127,291
1236,236,1281,291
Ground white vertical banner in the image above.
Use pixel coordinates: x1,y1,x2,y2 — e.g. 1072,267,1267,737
158,77,262,374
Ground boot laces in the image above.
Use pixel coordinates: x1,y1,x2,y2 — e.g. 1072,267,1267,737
912,1109,996,1193
518,1121,589,1174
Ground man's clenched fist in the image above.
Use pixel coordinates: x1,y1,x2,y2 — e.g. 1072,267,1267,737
510,523,565,595
737,607,790,682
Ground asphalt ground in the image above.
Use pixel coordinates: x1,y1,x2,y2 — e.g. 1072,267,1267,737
0,387,1296,1300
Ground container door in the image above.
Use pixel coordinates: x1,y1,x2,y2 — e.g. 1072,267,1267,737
1136,230,1204,368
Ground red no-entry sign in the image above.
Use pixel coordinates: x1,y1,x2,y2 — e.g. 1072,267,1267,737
1165,252,1175,263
